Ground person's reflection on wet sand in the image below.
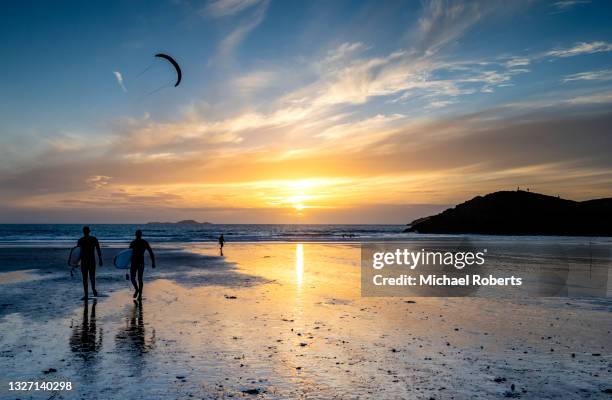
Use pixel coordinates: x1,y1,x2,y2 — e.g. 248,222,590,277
69,299,103,364
115,301,156,373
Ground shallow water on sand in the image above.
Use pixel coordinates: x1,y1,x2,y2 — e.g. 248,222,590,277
0,243,611,399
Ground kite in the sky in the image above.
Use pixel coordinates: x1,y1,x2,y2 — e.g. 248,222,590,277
113,53,182,96
154,53,182,87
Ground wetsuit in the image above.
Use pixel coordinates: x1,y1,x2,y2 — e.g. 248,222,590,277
77,235,100,296
130,238,153,298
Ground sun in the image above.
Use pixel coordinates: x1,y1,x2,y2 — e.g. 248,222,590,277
261,178,336,212
285,192,311,211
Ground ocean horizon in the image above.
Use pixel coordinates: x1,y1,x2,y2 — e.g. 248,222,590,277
2,223,611,248
0,223,410,245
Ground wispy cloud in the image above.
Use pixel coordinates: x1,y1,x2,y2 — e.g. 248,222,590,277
412,0,525,54
496,40,612,72
215,0,269,60
86,175,112,189
202,0,262,18
546,41,612,58
551,0,590,13
563,69,612,83
416,0,486,51
427,100,456,109
565,91,612,104
504,57,530,68
324,42,367,64
112,71,127,92
233,69,277,94
290,43,527,111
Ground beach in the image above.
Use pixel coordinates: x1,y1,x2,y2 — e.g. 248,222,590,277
1,241,611,399
4,0,612,398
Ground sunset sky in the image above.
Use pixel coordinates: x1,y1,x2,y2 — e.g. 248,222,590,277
1,0,612,223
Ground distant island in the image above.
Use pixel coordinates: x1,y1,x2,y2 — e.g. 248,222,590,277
146,220,213,225
405,190,612,236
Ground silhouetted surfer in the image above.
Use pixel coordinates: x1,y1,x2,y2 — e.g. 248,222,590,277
218,234,225,256
77,226,103,300
130,230,156,301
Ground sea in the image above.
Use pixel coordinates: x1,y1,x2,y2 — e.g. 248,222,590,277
0,224,411,246
0,224,609,297
1,224,611,247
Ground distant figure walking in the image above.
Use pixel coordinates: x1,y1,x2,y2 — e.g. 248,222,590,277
130,230,156,302
218,234,225,256
77,226,103,300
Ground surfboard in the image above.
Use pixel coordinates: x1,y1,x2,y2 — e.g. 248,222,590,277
68,246,81,267
113,249,133,269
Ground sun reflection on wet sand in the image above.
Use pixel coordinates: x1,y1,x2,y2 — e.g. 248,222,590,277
295,243,304,289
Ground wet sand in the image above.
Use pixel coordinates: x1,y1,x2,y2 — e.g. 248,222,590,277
0,243,611,399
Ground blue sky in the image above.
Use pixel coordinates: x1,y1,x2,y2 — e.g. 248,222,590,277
1,0,612,223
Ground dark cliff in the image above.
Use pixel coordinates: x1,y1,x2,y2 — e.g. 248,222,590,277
406,190,612,236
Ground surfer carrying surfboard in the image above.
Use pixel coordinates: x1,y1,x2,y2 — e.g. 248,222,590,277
130,230,156,301
77,226,103,300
